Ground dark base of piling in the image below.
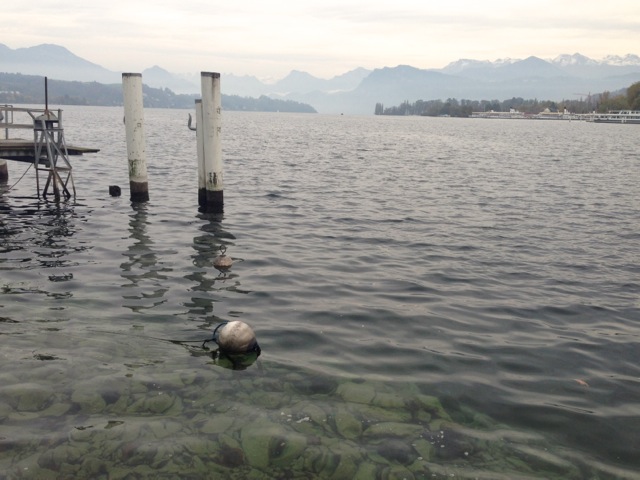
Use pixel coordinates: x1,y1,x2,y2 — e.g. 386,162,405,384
203,189,223,213
0,163,8,183
198,188,207,207
130,181,149,202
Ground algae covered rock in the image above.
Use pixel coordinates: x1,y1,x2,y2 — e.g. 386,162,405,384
240,417,309,470
411,438,436,462
379,464,416,480
336,381,376,404
415,394,452,421
71,389,107,413
200,414,235,435
289,373,338,396
372,391,405,409
333,407,363,440
363,421,424,439
376,439,416,465
240,420,286,469
353,462,379,480
269,432,307,468
326,439,365,479
128,392,179,415
302,445,341,477
5,384,54,412
0,401,14,420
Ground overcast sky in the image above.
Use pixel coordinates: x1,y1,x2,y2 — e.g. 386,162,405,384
2,0,639,80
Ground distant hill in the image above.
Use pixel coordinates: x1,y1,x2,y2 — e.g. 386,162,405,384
2,43,640,114
142,65,199,94
0,43,120,83
0,72,316,112
235,54,640,114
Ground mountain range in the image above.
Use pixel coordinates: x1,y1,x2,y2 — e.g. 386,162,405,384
2,43,640,114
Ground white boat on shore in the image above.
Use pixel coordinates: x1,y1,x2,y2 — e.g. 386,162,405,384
586,110,640,124
471,107,583,121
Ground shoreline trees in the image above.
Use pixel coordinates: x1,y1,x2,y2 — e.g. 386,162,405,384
376,81,640,117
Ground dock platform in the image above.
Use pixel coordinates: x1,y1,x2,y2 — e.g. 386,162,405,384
1,105,99,199
0,138,99,163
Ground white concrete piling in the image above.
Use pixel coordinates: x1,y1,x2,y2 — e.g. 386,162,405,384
194,99,206,207
122,73,149,202
200,72,223,213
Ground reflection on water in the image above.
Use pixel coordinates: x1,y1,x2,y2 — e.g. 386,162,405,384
186,212,249,320
0,199,88,313
120,203,171,313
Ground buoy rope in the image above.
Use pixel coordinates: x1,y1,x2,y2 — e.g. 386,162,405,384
202,321,228,349
85,328,217,348
7,164,33,191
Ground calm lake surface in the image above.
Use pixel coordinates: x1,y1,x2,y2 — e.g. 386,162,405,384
1,107,639,479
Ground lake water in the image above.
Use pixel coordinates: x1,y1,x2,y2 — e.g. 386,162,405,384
1,107,639,479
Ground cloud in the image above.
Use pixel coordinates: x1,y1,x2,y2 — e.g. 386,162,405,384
1,0,639,78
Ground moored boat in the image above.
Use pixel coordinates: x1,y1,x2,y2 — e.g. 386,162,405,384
587,110,640,124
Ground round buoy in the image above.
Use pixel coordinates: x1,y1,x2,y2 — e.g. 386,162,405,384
213,245,233,270
214,320,259,354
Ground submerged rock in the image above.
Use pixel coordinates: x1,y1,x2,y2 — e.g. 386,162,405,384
363,422,424,439
372,392,405,409
353,462,379,480
290,374,338,396
415,394,452,421
269,433,307,468
336,381,376,404
215,443,246,468
71,390,107,414
200,415,235,435
128,392,179,415
5,384,54,412
376,439,416,465
411,438,436,462
302,446,341,477
334,407,363,440
0,401,13,420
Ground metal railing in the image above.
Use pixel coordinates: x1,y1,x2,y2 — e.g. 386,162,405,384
1,105,64,139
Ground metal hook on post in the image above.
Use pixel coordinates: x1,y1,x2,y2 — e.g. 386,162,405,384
187,113,197,131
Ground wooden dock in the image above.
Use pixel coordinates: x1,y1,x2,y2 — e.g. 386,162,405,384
0,138,99,163
1,105,99,198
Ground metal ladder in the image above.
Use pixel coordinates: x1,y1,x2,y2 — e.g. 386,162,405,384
32,111,76,199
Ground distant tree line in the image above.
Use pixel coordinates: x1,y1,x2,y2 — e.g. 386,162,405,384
222,94,316,113
375,81,640,117
0,72,316,113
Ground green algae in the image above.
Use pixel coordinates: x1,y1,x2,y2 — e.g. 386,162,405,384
0,359,625,480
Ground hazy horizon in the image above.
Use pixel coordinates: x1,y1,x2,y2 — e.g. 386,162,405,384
2,1,639,80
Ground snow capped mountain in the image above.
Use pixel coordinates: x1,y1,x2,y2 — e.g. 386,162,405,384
550,53,640,67
601,54,640,66
492,58,518,67
441,57,516,73
551,53,598,66
440,59,492,74
445,53,640,70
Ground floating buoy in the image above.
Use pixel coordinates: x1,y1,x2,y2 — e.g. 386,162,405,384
109,185,121,196
213,245,233,270
213,320,260,354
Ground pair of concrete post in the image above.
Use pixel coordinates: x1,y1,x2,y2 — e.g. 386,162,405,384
122,72,223,212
